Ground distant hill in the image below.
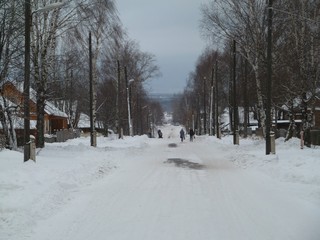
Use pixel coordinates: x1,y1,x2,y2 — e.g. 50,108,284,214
148,93,180,113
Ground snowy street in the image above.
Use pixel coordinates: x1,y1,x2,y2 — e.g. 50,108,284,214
1,125,320,240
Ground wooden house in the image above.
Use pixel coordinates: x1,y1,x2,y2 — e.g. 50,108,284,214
278,94,320,130
0,81,68,135
311,97,320,129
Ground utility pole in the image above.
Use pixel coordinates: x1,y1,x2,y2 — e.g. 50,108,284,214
229,46,233,134
215,61,220,139
209,68,214,136
243,58,248,138
233,40,239,145
203,76,207,135
125,67,134,136
116,60,122,139
24,1,66,161
24,0,31,161
266,0,273,154
89,32,96,147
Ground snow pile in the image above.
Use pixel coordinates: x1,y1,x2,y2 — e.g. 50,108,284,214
0,135,149,239
210,135,320,184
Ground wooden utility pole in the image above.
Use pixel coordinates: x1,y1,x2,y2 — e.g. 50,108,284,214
243,58,248,138
215,61,220,139
116,60,122,139
89,32,96,147
24,0,31,161
209,68,214,136
233,40,239,145
203,77,207,135
266,0,273,154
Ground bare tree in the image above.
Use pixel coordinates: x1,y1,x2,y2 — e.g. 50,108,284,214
277,0,320,135
99,36,160,135
29,0,83,147
201,0,270,135
28,0,118,147
0,1,24,149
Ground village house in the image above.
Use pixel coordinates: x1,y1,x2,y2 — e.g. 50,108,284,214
278,95,320,130
0,81,68,145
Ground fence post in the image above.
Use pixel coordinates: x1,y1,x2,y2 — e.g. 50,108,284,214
300,131,304,149
30,135,36,161
235,130,239,145
270,131,276,154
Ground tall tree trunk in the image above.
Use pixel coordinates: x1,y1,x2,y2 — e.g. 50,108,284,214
253,62,266,137
0,98,17,149
36,86,46,148
0,104,10,148
243,58,248,138
6,106,17,150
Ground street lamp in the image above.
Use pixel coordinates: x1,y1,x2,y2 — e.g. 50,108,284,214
24,1,67,161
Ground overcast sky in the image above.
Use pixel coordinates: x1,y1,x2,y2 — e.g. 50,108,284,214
116,0,208,94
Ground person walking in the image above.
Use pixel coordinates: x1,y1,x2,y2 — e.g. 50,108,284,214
180,128,185,142
158,129,163,138
189,128,195,142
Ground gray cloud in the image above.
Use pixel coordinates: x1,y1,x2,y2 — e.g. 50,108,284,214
116,0,207,94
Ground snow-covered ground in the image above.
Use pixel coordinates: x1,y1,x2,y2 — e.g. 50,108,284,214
1,125,319,240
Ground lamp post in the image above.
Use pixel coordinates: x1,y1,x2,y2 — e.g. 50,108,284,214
24,0,66,162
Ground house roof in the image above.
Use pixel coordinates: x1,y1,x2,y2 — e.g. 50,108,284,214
281,92,320,111
2,81,67,118
77,113,102,128
44,100,68,118
0,117,37,130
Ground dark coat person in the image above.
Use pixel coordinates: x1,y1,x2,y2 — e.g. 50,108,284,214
158,130,163,138
189,128,195,142
180,128,185,142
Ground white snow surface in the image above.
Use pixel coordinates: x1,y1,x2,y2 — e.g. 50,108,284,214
1,125,320,240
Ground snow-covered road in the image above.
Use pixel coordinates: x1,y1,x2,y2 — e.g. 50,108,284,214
21,126,320,240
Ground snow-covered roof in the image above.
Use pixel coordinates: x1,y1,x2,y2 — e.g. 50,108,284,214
3,81,67,118
77,113,101,128
281,96,303,111
0,97,18,109
44,101,68,118
0,117,37,130
276,119,302,123
281,90,320,111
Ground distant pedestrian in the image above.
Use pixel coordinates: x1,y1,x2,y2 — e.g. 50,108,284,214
180,128,185,142
189,128,195,142
158,129,163,138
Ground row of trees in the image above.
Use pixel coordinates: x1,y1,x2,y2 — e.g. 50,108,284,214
0,0,163,150
173,0,320,139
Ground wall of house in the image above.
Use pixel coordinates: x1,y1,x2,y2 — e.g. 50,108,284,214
50,118,68,133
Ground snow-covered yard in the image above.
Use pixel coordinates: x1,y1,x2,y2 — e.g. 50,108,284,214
1,125,319,240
